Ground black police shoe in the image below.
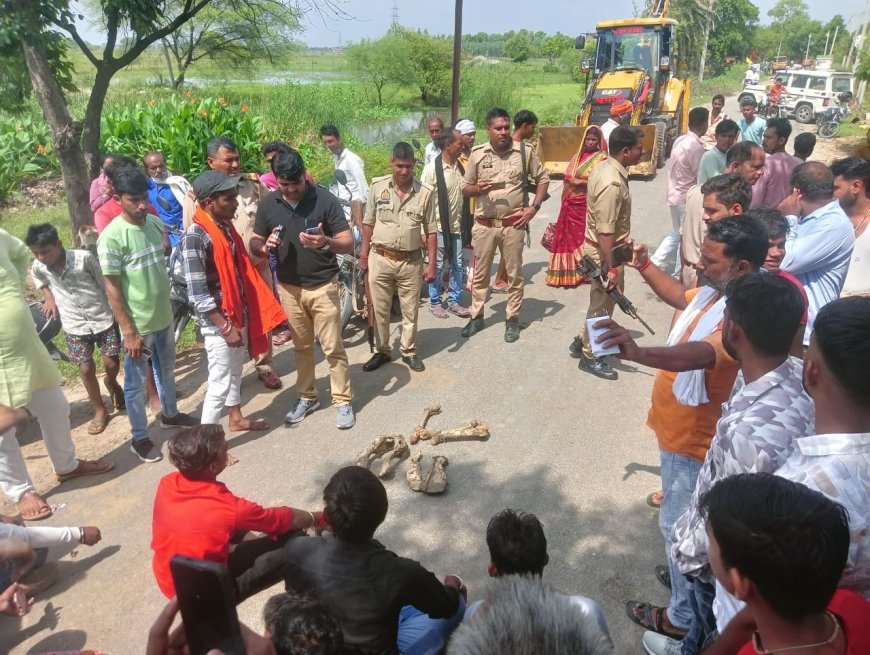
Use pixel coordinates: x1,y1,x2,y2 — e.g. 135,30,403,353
402,355,425,372
504,318,520,343
579,355,618,380
461,316,484,338
363,352,392,372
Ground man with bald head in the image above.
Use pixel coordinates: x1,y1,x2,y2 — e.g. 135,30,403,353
780,162,854,344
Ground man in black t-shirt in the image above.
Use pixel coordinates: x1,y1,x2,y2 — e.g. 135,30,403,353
250,150,357,430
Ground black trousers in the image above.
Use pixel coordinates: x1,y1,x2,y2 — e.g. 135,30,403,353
227,530,297,603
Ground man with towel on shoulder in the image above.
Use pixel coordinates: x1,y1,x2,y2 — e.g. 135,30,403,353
601,100,634,145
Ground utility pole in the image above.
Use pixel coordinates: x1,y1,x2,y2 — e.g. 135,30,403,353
451,0,463,125
824,31,830,56
830,25,839,56
804,34,812,64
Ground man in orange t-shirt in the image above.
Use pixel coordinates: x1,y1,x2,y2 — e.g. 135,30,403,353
594,215,769,643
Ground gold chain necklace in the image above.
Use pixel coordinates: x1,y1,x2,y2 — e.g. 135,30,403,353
854,205,870,237
751,611,840,654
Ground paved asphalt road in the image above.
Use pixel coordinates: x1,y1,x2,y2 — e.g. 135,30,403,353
5,95,758,654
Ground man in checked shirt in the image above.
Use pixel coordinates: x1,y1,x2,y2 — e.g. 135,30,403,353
182,172,287,435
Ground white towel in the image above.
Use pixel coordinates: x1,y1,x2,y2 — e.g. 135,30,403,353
666,286,726,406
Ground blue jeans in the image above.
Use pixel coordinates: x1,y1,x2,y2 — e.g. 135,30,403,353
397,594,466,655
659,449,702,631
124,324,179,442
428,233,465,308
681,578,717,654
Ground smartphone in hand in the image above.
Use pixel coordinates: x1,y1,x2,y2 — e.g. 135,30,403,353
611,243,633,268
170,555,244,655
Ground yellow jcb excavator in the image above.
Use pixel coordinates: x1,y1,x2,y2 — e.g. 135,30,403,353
537,0,690,177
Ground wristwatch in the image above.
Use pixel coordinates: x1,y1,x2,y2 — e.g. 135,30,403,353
531,202,542,211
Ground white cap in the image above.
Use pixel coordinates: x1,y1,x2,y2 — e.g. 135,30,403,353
455,119,476,135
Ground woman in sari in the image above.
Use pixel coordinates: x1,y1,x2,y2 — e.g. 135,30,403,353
545,126,607,288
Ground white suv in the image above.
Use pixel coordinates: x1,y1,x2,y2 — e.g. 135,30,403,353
738,69,854,123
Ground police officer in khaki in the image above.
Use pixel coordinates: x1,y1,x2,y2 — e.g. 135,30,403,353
461,107,550,343
359,142,438,373
574,126,644,380
183,136,282,389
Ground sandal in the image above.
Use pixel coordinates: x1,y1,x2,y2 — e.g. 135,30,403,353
491,284,509,294
257,369,282,390
646,490,664,509
56,458,115,483
272,329,292,346
429,306,450,319
626,601,687,639
655,565,671,590
16,491,52,521
87,415,111,435
448,304,470,317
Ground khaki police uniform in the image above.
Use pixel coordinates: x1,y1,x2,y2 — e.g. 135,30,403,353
463,141,549,320
364,176,438,357
580,156,632,359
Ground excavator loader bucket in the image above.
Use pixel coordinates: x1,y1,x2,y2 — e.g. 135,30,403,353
536,126,587,178
628,124,659,177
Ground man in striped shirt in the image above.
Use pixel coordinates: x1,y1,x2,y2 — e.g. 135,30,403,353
98,167,197,464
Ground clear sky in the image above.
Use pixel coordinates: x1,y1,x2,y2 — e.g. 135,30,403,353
297,0,866,47
72,0,867,47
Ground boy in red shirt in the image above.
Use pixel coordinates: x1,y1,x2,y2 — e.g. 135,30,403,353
151,424,323,601
702,473,870,655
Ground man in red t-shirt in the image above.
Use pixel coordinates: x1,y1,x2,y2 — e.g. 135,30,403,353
703,473,870,655
151,424,323,601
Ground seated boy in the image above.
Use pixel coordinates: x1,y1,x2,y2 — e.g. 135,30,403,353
466,509,611,640
26,223,123,435
151,424,322,601
264,591,344,655
702,473,870,654
282,466,465,655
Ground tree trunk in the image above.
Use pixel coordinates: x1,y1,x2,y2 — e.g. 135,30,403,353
81,66,114,180
20,39,93,236
698,0,715,82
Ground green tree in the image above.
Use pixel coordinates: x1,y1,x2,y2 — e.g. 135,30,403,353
392,27,453,104
347,36,413,106
161,0,303,89
504,33,534,62
1,0,344,235
541,33,574,62
706,0,760,72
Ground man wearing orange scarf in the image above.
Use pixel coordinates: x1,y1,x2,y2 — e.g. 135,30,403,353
182,172,287,431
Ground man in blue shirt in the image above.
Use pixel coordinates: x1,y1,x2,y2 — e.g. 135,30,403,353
781,162,855,344
144,151,192,250
737,97,766,147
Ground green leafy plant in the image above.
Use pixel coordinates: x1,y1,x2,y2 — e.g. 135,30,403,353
0,114,58,202
99,94,264,176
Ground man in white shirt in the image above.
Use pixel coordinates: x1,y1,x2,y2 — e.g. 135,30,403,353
708,296,870,652
423,115,443,167
652,106,709,277
780,162,854,342
601,99,633,145
320,124,368,230
641,273,813,655
831,157,870,297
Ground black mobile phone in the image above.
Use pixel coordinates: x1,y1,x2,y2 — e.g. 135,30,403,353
170,555,244,655
305,226,321,235
140,345,153,361
611,243,633,268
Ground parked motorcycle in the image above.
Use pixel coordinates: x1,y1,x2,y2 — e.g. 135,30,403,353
817,92,853,139
329,170,367,332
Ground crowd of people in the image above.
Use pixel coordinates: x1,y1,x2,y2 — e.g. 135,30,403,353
0,94,869,655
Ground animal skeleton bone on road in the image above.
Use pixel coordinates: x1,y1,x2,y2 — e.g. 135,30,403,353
412,420,490,446
406,453,449,494
355,435,409,479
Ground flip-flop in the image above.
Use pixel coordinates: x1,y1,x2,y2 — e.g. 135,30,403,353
429,306,450,319
87,415,111,435
646,490,664,509
56,458,115,483
625,601,687,639
448,304,470,317
272,329,292,346
16,492,52,521
257,369,282,389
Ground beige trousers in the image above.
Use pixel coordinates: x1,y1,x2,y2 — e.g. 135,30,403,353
580,242,625,359
470,221,526,320
278,278,352,405
369,250,423,356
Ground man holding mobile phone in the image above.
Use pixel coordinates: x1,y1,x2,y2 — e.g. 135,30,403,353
573,126,644,380
98,166,198,464
251,150,357,430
